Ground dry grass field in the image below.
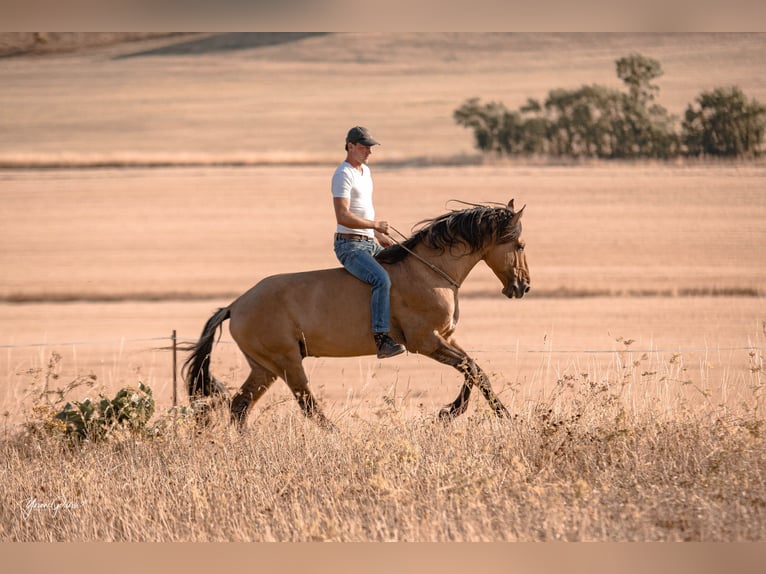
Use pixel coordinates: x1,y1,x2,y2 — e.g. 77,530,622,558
1,33,765,542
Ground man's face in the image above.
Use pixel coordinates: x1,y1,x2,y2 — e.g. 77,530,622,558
348,142,373,164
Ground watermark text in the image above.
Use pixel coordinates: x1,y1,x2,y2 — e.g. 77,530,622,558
21,497,86,520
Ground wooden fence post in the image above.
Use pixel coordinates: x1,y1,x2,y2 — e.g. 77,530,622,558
172,329,178,407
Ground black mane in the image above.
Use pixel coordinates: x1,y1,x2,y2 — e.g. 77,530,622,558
376,203,521,264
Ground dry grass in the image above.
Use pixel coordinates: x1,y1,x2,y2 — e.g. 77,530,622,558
1,342,764,542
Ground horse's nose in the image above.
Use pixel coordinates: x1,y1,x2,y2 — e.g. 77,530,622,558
524,284,530,293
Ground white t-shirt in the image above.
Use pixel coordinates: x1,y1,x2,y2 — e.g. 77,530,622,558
331,161,375,237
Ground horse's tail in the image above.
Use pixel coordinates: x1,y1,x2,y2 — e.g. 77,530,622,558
181,307,231,398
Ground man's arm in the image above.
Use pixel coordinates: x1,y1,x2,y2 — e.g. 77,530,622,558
333,197,389,233
333,197,394,247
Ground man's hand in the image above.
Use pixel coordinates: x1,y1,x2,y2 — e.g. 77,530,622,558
374,229,395,247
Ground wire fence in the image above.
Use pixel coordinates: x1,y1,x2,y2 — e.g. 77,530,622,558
3,334,762,354
0,336,174,349
2,332,763,407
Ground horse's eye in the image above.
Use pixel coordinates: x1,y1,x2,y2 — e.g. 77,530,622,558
517,243,525,251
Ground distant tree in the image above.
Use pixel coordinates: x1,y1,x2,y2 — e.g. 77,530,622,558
611,54,679,158
544,88,579,156
519,98,542,114
453,54,760,161
682,86,766,157
453,98,510,154
616,96,680,159
545,85,637,159
518,98,550,154
495,110,525,155
454,97,550,156
616,54,663,104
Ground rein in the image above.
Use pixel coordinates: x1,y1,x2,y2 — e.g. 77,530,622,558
388,226,461,288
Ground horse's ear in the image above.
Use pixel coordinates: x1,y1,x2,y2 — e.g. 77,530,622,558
510,204,525,226
507,199,515,212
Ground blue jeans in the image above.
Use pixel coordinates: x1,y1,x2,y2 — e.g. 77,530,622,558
334,238,391,333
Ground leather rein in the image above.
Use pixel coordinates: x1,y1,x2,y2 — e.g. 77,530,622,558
388,226,461,288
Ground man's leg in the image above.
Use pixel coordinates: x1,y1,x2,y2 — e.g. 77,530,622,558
334,240,405,358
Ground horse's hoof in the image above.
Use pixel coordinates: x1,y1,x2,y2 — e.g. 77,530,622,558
322,422,337,432
315,416,337,432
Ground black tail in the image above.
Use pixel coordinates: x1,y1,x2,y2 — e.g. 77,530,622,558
181,307,231,398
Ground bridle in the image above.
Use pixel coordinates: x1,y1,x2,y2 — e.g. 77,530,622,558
388,226,461,288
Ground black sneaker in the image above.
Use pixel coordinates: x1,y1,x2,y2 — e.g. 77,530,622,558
374,333,406,359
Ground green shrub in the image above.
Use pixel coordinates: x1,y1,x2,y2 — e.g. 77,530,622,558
53,382,155,440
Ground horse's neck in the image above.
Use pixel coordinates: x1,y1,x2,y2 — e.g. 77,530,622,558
415,244,484,288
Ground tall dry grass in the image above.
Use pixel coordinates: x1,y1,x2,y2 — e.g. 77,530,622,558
1,344,764,542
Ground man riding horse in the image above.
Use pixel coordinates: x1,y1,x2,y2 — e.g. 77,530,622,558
182,126,530,428
331,126,406,359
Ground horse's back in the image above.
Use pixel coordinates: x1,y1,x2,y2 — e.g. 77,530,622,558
228,267,377,358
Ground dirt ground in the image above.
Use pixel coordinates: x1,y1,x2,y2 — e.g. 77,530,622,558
1,33,764,422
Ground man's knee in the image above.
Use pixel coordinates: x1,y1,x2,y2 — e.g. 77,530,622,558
370,271,391,290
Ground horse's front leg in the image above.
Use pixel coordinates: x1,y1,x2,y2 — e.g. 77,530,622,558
428,339,511,420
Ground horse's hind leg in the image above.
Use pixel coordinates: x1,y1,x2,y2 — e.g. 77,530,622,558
280,355,334,430
230,357,277,427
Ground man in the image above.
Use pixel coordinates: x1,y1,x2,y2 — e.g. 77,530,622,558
331,126,406,359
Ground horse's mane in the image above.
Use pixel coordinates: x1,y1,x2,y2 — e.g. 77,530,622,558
376,201,522,265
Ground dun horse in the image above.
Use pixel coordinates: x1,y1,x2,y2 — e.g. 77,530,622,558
183,200,530,427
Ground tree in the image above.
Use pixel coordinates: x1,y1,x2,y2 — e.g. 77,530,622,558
616,54,663,105
453,98,510,154
544,88,579,156
682,86,766,157
454,98,549,156
545,85,630,159
452,55,760,161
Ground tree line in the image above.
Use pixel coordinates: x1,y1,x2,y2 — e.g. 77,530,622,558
453,54,765,160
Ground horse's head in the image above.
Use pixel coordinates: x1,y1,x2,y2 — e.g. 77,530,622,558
484,199,530,299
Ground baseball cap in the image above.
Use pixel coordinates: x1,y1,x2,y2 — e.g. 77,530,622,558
346,126,380,146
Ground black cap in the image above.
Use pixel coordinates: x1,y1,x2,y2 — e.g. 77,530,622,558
346,126,380,146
